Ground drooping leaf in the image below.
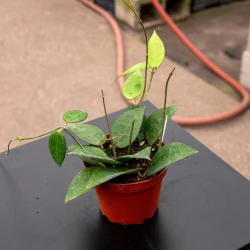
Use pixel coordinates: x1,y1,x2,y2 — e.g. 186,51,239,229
65,166,143,203
138,114,147,142
68,124,106,146
144,106,179,145
63,110,88,123
117,147,151,162
125,103,138,112
111,107,145,148
148,31,165,68
120,62,147,77
122,71,144,100
68,145,121,165
49,131,66,166
69,146,99,165
146,142,198,176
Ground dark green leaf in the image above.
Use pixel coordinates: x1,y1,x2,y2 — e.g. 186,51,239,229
68,124,106,146
68,145,121,165
138,114,147,142
49,131,66,166
111,107,145,148
146,142,198,176
63,110,88,123
120,62,147,77
144,106,179,145
125,103,138,112
65,166,143,203
116,147,151,162
148,31,165,68
122,71,144,100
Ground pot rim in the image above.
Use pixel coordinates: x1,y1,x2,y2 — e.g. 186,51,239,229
95,166,168,193
104,166,168,187
83,160,168,187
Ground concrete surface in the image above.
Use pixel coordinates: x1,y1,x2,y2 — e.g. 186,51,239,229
240,18,250,89
241,51,250,89
144,0,250,99
0,0,250,179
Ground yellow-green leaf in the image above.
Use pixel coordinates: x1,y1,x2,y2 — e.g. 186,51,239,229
122,71,144,100
121,62,146,76
148,31,165,68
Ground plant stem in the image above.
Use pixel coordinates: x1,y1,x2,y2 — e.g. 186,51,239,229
142,70,155,100
122,0,148,106
138,171,143,177
0,127,62,156
0,139,15,156
101,90,117,159
159,68,175,148
143,167,149,177
98,161,106,168
63,128,83,149
18,127,63,141
127,120,135,155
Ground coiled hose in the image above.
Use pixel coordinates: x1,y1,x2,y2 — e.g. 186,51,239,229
81,0,250,126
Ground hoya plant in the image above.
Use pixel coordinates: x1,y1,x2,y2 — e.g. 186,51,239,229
0,0,198,203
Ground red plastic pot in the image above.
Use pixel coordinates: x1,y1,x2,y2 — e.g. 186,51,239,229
95,167,168,225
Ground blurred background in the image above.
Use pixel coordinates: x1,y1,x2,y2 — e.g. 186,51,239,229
0,0,250,177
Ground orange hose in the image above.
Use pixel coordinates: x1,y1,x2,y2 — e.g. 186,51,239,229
151,0,250,125
81,0,250,126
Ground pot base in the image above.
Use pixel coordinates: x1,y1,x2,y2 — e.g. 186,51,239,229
95,167,168,225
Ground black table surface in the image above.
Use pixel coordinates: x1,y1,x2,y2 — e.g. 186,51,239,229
1,101,250,250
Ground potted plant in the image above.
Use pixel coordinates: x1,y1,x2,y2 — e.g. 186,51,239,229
0,0,198,225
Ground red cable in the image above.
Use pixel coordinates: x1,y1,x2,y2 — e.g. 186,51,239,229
81,0,250,126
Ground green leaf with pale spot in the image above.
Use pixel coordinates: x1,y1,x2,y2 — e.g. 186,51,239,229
146,142,198,176
120,62,147,77
148,31,165,68
68,124,106,146
65,166,143,203
111,107,145,148
117,147,151,162
144,106,179,145
122,71,144,100
49,131,66,166
63,110,88,123
68,145,121,165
